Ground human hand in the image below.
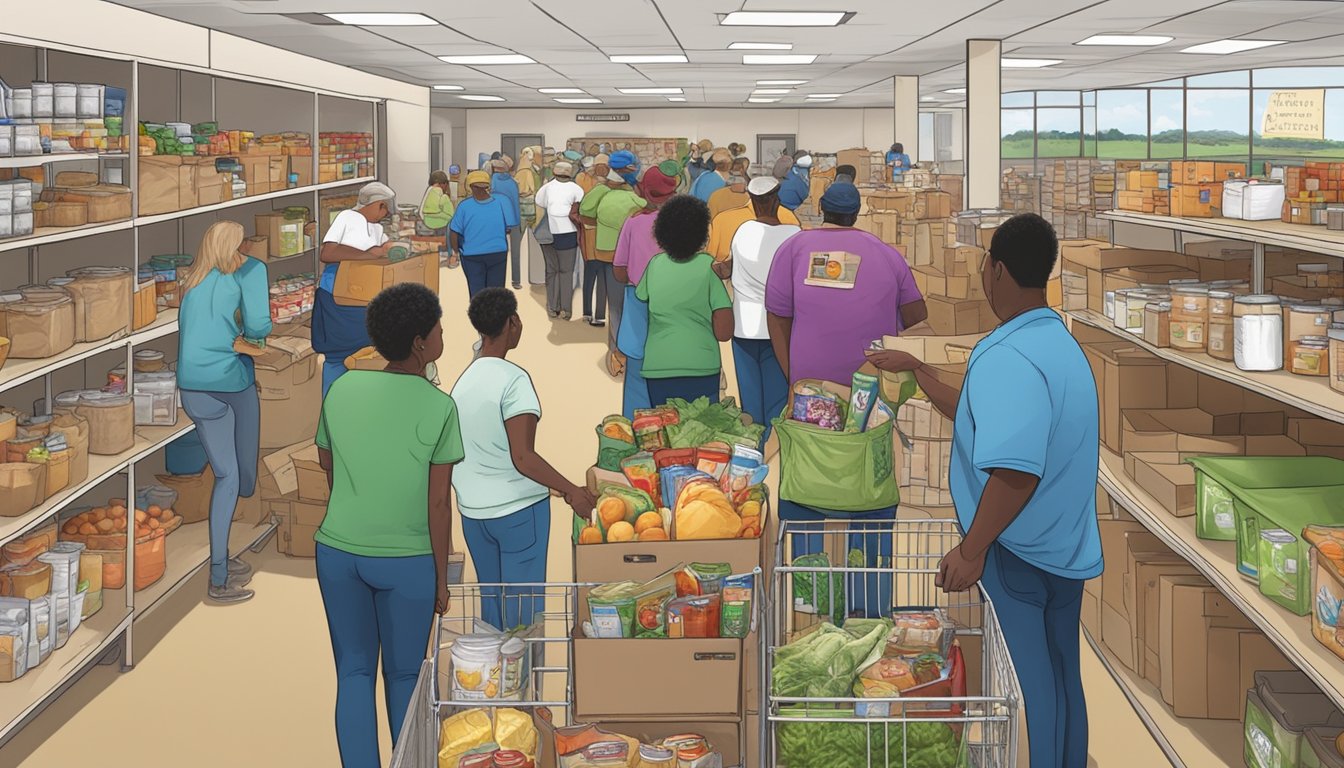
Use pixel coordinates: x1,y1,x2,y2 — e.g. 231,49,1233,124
936,544,986,594
565,486,597,519
369,243,391,259
863,348,922,373
436,581,451,614
232,338,265,357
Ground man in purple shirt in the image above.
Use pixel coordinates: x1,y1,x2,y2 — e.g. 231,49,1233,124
764,179,927,616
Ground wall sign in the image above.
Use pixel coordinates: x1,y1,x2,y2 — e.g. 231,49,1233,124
1261,89,1326,140
576,114,630,122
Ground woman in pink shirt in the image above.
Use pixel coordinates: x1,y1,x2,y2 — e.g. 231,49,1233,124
612,163,680,418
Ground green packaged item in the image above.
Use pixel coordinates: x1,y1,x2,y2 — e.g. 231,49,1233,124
719,571,754,638
1245,687,1344,768
686,562,732,594
595,482,654,525
1259,528,1302,612
1301,727,1344,768
594,424,639,472
191,121,218,135
1189,456,1344,543
843,371,881,433
587,581,640,638
791,553,845,625
632,570,677,638
103,117,122,137
774,401,899,512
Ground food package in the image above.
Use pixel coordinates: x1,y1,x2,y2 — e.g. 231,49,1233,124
633,413,668,452
0,627,26,682
653,448,697,470
722,444,768,503
791,382,845,430
0,463,45,517
694,443,732,482
618,452,659,502
844,372,881,433
855,657,919,696
866,400,895,432
659,466,710,511
594,422,639,472
720,571,755,638
0,561,51,600
599,416,634,443
438,709,493,767
675,562,731,597
673,480,740,541
633,570,677,638
554,724,640,768
586,581,640,638
887,609,953,657
667,594,721,638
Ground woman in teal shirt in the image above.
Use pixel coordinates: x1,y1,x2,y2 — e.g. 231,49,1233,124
316,283,464,768
177,220,272,604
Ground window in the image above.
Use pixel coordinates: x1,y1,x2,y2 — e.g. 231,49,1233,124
1083,105,1097,157
1254,67,1344,88
1002,92,1033,108
1001,108,1034,159
918,113,934,162
1037,91,1081,106
1189,70,1250,88
1186,89,1250,160
1252,88,1344,173
1150,90,1184,159
1097,90,1148,159
1037,108,1081,157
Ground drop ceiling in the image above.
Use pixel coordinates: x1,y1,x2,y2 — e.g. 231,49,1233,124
108,0,1344,108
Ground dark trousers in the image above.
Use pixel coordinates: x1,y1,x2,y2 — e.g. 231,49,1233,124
583,260,609,321
732,337,788,443
979,543,1088,768
646,374,720,408
462,251,507,298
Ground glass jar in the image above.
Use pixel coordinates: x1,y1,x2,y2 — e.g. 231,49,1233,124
1107,289,1123,324
1144,302,1171,348
1286,304,1334,344
1330,325,1344,394
1234,295,1284,372
1170,286,1209,351
1117,290,1154,333
1290,336,1330,377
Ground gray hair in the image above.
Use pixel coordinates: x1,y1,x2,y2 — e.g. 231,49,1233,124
357,182,396,208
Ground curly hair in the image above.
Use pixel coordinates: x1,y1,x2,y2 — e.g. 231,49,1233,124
366,283,443,362
468,287,518,338
654,194,711,263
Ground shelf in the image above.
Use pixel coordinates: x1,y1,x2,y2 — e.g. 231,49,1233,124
133,519,277,620
0,310,180,393
0,220,133,255
0,603,132,744
1099,210,1344,260
0,153,129,170
0,414,195,549
259,247,316,266
1068,309,1344,426
1083,626,1243,768
1097,448,1344,713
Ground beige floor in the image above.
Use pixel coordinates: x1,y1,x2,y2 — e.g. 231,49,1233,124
1,265,1169,767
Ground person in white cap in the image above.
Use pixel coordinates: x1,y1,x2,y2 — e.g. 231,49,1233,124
534,160,586,318
724,176,800,438
313,181,394,398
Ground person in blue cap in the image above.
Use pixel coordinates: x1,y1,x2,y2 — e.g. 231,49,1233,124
489,157,523,289
778,150,813,211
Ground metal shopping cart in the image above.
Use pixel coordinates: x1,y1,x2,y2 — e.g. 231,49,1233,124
390,582,588,768
764,520,1020,768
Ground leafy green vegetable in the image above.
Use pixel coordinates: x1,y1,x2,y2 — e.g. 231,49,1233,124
666,396,766,449
771,620,890,699
791,554,846,623
776,706,965,768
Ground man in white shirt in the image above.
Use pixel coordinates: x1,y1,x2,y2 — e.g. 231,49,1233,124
726,176,800,441
534,160,586,319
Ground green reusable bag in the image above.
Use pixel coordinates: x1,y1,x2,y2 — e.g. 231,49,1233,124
773,407,900,512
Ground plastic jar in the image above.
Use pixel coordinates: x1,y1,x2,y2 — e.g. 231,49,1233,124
31,84,54,117
450,634,503,700
52,84,77,118
499,636,527,699
1290,336,1330,377
1330,325,1344,394
1143,302,1171,348
132,371,178,427
1234,295,1284,372
1208,315,1235,362
133,349,166,373
10,89,32,119
30,595,51,663
1170,286,1209,351
1117,290,1153,333
75,391,135,455
1286,305,1334,344
638,746,677,768
52,390,83,415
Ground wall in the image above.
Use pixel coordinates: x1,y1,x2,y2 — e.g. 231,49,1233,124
431,108,470,170
458,107,897,164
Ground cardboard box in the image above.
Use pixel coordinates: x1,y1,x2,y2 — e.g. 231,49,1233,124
254,342,320,449
881,332,983,396
1102,601,1135,669
1102,265,1201,298
573,633,743,719
1290,419,1344,446
1119,409,1246,456
1170,183,1222,218
157,467,214,525
1099,520,1147,612
239,155,271,195
255,212,307,259
1245,434,1306,456
271,493,326,557
913,191,952,220
1158,575,1257,719
332,254,439,307
1131,456,1196,517
259,440,309,500
1082,580,1102,638
925,295,991,336
292,444,329,503
1124,531,1200,682
138,155,197,215
1081,342,1169,454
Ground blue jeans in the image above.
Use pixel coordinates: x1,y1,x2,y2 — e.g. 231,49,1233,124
732,337,787,443
646,374,720,408
461,251,507,299
617,285,650,419
780,500,895,619
180,387,260,588
622,356,651,419
979,543,1087,768
315,543,435,768
461,498,551,631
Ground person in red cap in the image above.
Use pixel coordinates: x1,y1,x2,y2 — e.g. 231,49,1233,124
612,161,680,415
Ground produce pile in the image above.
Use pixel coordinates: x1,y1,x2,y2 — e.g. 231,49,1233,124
595,399,765,472
60,497,180,546
585,563,755,639
775,709,964,768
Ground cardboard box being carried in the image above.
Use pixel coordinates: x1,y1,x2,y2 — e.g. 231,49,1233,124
254,337,320,450
332,253,439,307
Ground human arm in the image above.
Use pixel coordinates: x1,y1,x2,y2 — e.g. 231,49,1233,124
577,186,604,225
320,241,388,264
429,462,456,613
238,261,274,340
712,260,732,279
612,214,635,285
712,308,733,342
937,469,1040,592
862,349,962,421
505,414,595,517
767,314,792,380
763,242,795,378
900,299,929,329
709,267,733,342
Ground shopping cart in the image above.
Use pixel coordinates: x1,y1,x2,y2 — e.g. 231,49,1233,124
390,582,589,768
764,520,1020,768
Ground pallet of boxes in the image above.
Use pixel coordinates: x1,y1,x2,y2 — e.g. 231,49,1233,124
1041,159,1114,240
1281,161,1344,227
904,207,1000,337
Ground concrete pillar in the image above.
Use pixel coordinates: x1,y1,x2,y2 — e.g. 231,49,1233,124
966,39,1001,210
893,75,919,162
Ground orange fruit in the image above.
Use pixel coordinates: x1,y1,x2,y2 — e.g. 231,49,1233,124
1319,540,1344,562
637,528,668,542
825,259,843,279
606,521,635,543
579,526,603,545
634,511,663,534
598,496,628,529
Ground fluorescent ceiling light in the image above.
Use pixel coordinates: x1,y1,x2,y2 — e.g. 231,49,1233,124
804,98,836,103
920,96,934,101
667,97,687,102
757,79,807,85
1001,58,1062,68
744,54,817,65
433,85,464,91
438,54,534,65
1181,39,1285,54
324,12,437,25
458,95,505,102
721,11,848,27
555,98,602,104
752,89,791,95
618,87,683,94
1076,34,1173,46
806,93,842,98
748,97,781,103
538,87,584,94
610,54,688,63
944,87,966,94
729,42,793,50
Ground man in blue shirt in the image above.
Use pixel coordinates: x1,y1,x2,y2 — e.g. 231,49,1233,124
778,150,812,211
450,170,511,298
490,157,523,289
886,142,912,183
867,213,1100,768
690,147,732,203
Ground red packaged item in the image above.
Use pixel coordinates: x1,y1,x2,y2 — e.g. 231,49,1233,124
653,448,697,469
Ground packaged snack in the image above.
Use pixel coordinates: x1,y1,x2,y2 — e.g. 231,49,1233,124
722,445,769,502
694,442,733,481
633,414,667,451
844,372,881,433
619,452,659,501
594,424,640,472
887,609,952,657
792,392,844,430
600,415,635,443
633,570,678,638
653,448,698,469
652,405,680,426
676,562,732,596
854,656,918,697
865,399,895,432
720,571,755,638
587,581,640,638
659,467,715,511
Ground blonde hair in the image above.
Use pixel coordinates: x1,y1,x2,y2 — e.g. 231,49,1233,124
181,220,245,296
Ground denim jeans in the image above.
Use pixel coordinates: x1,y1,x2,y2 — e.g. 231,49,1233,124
646,374,720,409
617,285,649,418
979,543,1088,768
462,251,508,299
622,356,651,419
780,501,895,619
315,543,435,768
180,386,260,587
732,337,788,443
460,498,551,631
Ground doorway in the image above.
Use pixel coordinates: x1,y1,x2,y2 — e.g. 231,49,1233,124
757,134,796,173
501,133,544,165
430,132,443,174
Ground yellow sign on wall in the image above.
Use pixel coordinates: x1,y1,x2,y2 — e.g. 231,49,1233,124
1261,89,1326,139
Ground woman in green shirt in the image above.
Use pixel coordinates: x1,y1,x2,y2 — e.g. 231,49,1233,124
637,194,734,406
315,283,464,768
420,170,455,261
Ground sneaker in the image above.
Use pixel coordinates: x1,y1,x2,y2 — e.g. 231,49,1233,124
228,557,252,576
229,571,254,588
582,314,592,323
560,311,572,321
512,283,523,289
208,582,254,604
589,319,606,327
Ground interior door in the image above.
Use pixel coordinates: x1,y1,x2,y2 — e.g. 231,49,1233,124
501,133,544,164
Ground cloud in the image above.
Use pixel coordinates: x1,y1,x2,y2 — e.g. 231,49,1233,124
1152,115,1180,132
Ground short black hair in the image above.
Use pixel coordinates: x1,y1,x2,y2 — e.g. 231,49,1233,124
468,287,518,338
891,143,904,154
654,194,711,262
988,213,1058,289
835,164,856,179
366,283,442,362
823,209,859,228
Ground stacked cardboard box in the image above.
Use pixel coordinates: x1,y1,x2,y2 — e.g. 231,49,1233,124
1284,162,1344,204
1056,239,1253,315
1041,159,1115,239
1000,164,1041,214
256,441,329,557
897,397,954,507
1117,169,1170,216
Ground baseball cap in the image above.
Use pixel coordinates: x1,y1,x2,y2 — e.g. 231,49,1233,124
357,181,396,209
593,153,611,167
819,182,862,215
553,161,575,177
466,170,492,187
